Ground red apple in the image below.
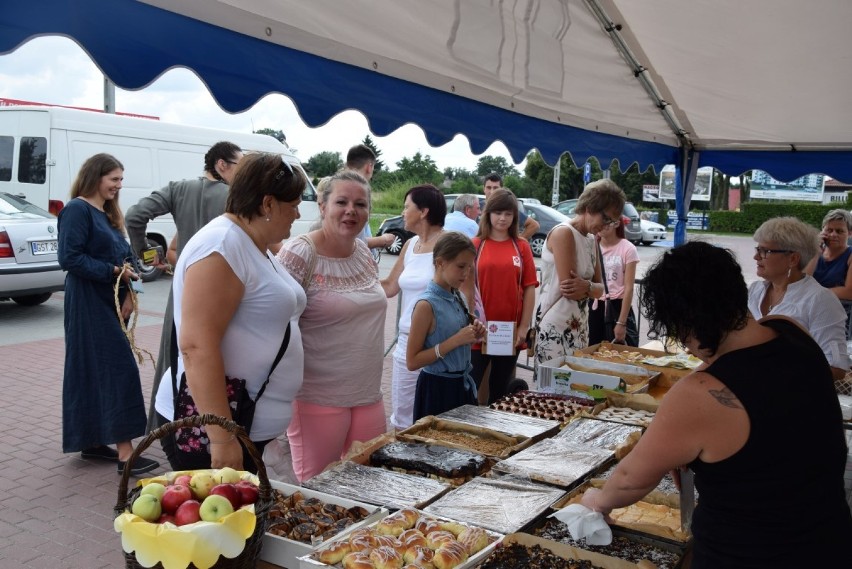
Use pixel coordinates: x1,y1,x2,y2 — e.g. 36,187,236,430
157,513,176,524
234,480,259,506
161,484,193,514
209,483,241,510
173,475,192,487
174,499,202,526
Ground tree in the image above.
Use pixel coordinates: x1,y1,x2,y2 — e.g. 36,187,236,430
254,128,286,144
305,151,343,178
361,135,385,172
522,151,584,204
607,159,658,204
395,152,442,186
475,155,519,179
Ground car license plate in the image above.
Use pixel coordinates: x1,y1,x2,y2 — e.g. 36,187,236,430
31,240,59,255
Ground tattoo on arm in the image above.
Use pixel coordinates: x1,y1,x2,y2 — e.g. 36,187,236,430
709,387,742,409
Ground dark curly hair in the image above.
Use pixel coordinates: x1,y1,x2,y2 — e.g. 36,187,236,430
640,241,749,355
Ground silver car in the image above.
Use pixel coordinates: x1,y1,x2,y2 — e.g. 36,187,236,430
0,192,65,305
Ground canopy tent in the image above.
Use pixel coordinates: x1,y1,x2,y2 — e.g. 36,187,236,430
2,0,851,244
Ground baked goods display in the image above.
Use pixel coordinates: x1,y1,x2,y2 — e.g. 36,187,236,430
478,543,605,569
424,476,566,535
369,441,490,486
534,519,683,569
302,461,451,510
589,347,647,364
267,488,371,543
490,438,614,488
594,406,656,427
593,463,697,509
489,390,596,424
309,509,499,569
436,404,561,440
559,492,689,543
553,417,643,459
398,417,528,458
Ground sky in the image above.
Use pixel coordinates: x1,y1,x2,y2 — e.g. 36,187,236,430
0,36,522,172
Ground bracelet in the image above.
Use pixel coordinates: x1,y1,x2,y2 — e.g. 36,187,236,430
209,434,236,445
615,321,626,326
434,343,444,360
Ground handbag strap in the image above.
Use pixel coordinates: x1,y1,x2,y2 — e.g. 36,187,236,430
598,241,610,299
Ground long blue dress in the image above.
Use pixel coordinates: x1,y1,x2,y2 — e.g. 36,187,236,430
57,198,146,453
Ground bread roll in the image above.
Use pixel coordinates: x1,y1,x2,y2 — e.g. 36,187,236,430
424,530,455,550
374,534,404,553
437,521,466,538
415,516,443,535
397,507,420,529
342,551,376,569
377,514,407,536
318,539,352,564
457,526,490,555
432,541,468,569
349,529,378,552
369,545,404,569
398,528,427,548
403,544,435,566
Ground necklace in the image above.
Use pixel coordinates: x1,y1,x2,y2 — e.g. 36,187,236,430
415,229,440,253
766,286,787,312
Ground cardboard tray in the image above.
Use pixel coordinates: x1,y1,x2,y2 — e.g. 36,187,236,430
297,509,504,569
537,355,657,396
436,404,562,441
481,532,651,568
575,343,697,387
261,480,388,569
396,416,533,459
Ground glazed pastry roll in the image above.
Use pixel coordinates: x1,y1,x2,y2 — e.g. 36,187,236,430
433,540,468,569
370,545,404,569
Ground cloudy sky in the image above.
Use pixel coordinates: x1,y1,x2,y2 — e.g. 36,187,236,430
0,36,520,171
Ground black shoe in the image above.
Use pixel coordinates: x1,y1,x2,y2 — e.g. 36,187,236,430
117,456,160,476
81,445,119,462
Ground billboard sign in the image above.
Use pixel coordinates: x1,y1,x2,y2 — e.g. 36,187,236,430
749,170,826,202
659,165,713,202
642,184,661,202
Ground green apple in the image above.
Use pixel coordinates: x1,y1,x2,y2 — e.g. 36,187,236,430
189,472,216,500
140,482,167,500
199,494,234,522
213,466,241,485
131,493,162,522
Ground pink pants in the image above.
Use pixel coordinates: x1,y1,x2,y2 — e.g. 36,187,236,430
287,399,387,482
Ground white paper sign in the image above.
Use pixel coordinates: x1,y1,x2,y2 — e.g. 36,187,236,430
484,321,516,356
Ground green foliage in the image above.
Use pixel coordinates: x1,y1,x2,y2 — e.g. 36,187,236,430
705,201,848,234
370,177,423,214
606,160,658,204
448,177,480,194
304,151,343,178
475,155,519,179
361,135,385,172
254,128,286,143
394,152,442,186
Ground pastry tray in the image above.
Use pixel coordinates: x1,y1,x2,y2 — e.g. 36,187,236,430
490,437,615,489
423,475,566,535
397,416,533,459
301,461,452,510
436,404,561,441
553,416,644,459
478,532,651,569
298,508,504,569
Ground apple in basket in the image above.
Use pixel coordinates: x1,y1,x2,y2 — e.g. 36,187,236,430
175,499,202,526
131,494,162,522
158,513,176,524
161,484,193,514
199,494,234,522
173,474,192,487
213,466,242,484
140,482,167,501
209,483,241,510
190,472,216,499
234,480,259,506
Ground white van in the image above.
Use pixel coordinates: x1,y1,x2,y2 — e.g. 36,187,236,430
0,106,318,280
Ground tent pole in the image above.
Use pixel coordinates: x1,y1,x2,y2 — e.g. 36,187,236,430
674,147,700,246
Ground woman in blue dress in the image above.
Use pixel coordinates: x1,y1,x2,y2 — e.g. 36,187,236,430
58,153,159,476
805,208,852,339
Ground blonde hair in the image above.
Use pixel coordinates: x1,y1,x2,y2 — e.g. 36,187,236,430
753,216,820,270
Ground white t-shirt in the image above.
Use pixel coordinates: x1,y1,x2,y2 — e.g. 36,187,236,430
747,275,848,371
443,211,479,238
155,216,307,441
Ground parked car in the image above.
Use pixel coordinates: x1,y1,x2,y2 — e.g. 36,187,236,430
517,197,541,205
0,192,65,305
519,202,570,257
639,218,668,245
554,198,642,245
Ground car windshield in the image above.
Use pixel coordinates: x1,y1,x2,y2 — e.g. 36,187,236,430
0,193,53,220
623,202,639,218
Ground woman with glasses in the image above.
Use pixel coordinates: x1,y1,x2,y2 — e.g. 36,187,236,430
533,179,626,364
748,216,848,381
153,153,308,472
58,153,160,475
805,209,852,339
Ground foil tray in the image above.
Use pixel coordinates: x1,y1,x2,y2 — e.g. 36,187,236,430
437,405,561,441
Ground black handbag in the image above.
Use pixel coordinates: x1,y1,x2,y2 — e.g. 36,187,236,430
170,322,291,454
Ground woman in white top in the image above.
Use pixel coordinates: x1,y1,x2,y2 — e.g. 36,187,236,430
154,153,307,472
277,170,388,482
748,216,848,381
381,184,447,429
534,180,625,364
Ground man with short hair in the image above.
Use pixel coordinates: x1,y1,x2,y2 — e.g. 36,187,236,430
345,143,393,251
482,173,539,240
443,194,480,237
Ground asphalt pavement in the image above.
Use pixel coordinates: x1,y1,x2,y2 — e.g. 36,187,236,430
0,232,764,567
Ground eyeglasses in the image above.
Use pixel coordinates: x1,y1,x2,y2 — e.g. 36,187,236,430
601,212,621,227
754,246,792,260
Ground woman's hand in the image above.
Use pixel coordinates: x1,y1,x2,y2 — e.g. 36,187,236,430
613,321,627,343
559,270,592,300
120,292,134,321
580,488,612,518
471,319,486,341
454,322,484,346
209,439,244,470
115,263,139,284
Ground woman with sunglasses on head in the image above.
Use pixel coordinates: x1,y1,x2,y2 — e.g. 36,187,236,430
153,153,308,472
748,216,848,381
533,179,626,364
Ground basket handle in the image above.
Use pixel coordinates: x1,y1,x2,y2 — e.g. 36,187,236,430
114,414,271,515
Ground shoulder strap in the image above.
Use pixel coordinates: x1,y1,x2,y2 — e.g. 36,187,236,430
598,242,609,298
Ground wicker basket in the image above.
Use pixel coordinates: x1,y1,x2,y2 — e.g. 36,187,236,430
114,414,272,569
